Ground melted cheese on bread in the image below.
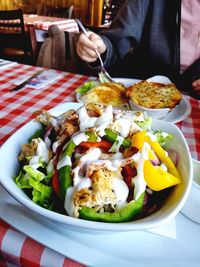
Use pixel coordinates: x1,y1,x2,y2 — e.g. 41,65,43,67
81,82,128,107
126,81,182,109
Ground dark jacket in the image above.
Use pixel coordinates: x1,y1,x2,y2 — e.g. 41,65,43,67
96,0,200,95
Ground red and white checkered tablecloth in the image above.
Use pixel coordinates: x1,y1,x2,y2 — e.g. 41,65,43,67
0,63,199,267
0,63,89,267
0,14,79,33
23,15,79,32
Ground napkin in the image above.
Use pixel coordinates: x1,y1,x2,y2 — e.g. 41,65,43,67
27,70,63,89
0,59,17,70
147,218,176,239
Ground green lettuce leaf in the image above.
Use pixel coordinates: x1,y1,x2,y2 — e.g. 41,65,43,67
15,172,32,189
76,80,99,94
135,117,152,130
29,177,53,209
23,165,45,182
154,130,173,146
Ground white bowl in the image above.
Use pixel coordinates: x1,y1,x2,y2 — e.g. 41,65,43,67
181,159,200,224
0,102,193,232
128,75,178,119
129,100,170,119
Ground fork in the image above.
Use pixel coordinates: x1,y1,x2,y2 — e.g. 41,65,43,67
75,19,115,83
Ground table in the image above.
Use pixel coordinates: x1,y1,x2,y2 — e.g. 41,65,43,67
0,14,79,44
0,14,79,33
0,63,199,267
23,14,79,33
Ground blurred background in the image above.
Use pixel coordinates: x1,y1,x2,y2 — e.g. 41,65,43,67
0,0,124,26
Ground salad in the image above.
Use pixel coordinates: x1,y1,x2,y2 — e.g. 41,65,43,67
15,103,181,223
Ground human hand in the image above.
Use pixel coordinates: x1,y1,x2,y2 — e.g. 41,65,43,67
192,79,200,95
76,31,107,63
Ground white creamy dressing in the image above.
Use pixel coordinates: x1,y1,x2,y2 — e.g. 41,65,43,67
98,129,106,137
57,133,89,170
77,105,113,132
29,155,41,169
50,117,59,129
129,121,142,133
109,135,124,153
71,132,88,146
63,105,156,216
146,132,157,141
64,146,130,216
160,163,168,172
64,186,76,217
47,159,54,174
36,139,49,163
115,118,132,138
114,110,144,121
112,110,144,136
52,141,59,153
131,140,153,200
73,148,102,186
44,136,51,149
57,155,72,170
28,139,49,168
76,177,91,191
112,177,129,203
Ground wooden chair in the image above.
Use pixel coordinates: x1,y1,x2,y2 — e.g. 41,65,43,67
37,4,74,19
0,9,36,65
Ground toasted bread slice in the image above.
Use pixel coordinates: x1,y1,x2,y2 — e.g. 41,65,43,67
81,82,128,107
126,81,182,109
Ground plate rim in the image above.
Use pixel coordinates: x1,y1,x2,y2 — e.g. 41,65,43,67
1,184,200,267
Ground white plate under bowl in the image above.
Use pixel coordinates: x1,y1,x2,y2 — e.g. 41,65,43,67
129,95,191,122
0,102,193,232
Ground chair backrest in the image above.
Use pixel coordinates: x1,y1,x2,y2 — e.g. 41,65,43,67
0,9,29,53
37,4,74,19
0,9,25,36
36,25,84,73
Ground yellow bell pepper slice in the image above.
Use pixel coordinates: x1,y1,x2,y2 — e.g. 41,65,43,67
144,160,181,191
148,149,158,161
131,131,146,151
144,135,181,179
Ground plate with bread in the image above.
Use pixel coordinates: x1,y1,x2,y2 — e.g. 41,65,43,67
76,75,191,123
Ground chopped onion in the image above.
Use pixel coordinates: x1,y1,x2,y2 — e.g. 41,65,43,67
44,127,53,148
150,154,160,166
165,148,179,166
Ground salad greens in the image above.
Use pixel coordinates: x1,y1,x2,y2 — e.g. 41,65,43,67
14,104,180,223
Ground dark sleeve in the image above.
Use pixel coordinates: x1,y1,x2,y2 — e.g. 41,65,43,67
180,58,200,99
100,0,147,68
86,0,149,73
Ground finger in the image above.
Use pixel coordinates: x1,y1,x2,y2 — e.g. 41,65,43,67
78,32,98,51
89,33,106,54
77,40,98,59
76,45,97,63
192,79,200,87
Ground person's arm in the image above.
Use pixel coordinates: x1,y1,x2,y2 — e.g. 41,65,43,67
180,58,200,99
76,0,148,73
